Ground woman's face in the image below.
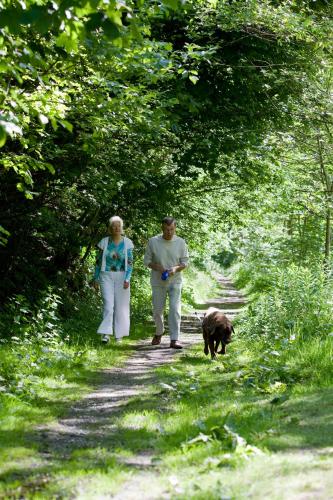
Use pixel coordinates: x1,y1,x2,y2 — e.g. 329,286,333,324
110,221,122,236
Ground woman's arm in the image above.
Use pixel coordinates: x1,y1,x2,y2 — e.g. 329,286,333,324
124,247,133,283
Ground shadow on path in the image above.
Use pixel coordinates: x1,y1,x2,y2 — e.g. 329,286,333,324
0,274,246,499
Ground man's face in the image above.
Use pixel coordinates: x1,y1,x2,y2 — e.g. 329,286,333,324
162,222,176,240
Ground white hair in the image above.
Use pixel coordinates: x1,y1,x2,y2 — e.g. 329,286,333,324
109,215,124,231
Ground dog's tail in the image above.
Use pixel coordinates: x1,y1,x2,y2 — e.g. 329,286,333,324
194,311,203,325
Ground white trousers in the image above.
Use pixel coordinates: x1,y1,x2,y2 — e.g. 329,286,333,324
97,272,130,339
152,283,182,341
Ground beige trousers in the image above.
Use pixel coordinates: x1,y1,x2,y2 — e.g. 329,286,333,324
152,283,182,340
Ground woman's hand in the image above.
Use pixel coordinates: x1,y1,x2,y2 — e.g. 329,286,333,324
123,281,130,289
92,280,100,291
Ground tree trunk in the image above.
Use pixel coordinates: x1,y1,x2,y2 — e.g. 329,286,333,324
324,206,331,271
316,135,332,271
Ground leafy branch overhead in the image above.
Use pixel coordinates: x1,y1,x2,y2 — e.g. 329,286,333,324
0,0,332,300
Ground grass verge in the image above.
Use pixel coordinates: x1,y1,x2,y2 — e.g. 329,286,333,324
107,334,333,499
0,293,154,497
2,269,331,499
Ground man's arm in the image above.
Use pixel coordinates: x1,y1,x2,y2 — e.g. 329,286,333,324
169,241,189,275
148,262,165,272
144,239,165,272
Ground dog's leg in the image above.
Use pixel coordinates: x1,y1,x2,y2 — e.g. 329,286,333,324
203,330,209,356
215,338,220,353
217,344,227,355
209,338,216,359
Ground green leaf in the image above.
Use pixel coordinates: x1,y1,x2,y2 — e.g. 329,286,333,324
0,126,6,148
0,226,10,236
0,9,22,33
0,225,10,245
45,163,55,175
189,75,199,84
0,63,10,73
107,9,123,27
20,6,54,33
59,120,73,132
162,0,180,10
38,114,49,125
102,19,121,40
50,118,58,131
56,32,79,52
86,12,104,31
0,117,22,144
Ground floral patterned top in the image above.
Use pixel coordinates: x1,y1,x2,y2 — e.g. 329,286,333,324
94,238,133,282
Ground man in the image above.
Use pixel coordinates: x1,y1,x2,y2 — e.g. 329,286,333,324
144,216,189,349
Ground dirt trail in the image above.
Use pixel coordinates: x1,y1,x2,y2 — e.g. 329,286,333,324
36,275,246,498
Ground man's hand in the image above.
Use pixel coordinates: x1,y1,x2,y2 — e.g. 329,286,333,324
169,265,185,276
168,266,177,276
123,281,130,289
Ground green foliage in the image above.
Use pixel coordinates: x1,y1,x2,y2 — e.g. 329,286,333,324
128,260,152,322
0,225,10,246
0,0,332,359
0,0,332,495
105,333,332,498
2,288,63,343
238,264,333,344
0,287,78,399
182,423,263,465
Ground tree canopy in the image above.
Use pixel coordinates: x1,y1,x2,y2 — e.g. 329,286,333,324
0,0,332,302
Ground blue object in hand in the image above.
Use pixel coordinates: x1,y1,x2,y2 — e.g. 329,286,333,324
161,270,169,280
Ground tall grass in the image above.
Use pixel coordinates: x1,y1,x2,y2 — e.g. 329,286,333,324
234,263,333,394
237,264,333,341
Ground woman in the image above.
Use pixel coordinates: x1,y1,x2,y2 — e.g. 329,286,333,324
93,216,134,343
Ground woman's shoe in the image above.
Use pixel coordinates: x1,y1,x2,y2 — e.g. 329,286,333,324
101,335,109,343
151,335,162,345
115,337,122,343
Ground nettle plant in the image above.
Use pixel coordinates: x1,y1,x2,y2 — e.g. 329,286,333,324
0,288,86,400
3,287,64,346
240,264,333,346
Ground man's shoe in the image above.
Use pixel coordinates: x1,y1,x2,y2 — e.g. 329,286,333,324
115,337,122,343
101,335,109,344
170,340,183,349
152,335,162,345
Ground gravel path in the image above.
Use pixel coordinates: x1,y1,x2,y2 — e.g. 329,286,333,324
36,275,246,499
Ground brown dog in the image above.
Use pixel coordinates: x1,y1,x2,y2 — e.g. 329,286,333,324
202,307,234,359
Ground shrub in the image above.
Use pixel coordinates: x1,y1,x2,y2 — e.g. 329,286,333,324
238,264,333,345
0,287,63,345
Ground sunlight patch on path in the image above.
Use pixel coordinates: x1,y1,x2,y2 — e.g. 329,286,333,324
29,274,244,499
